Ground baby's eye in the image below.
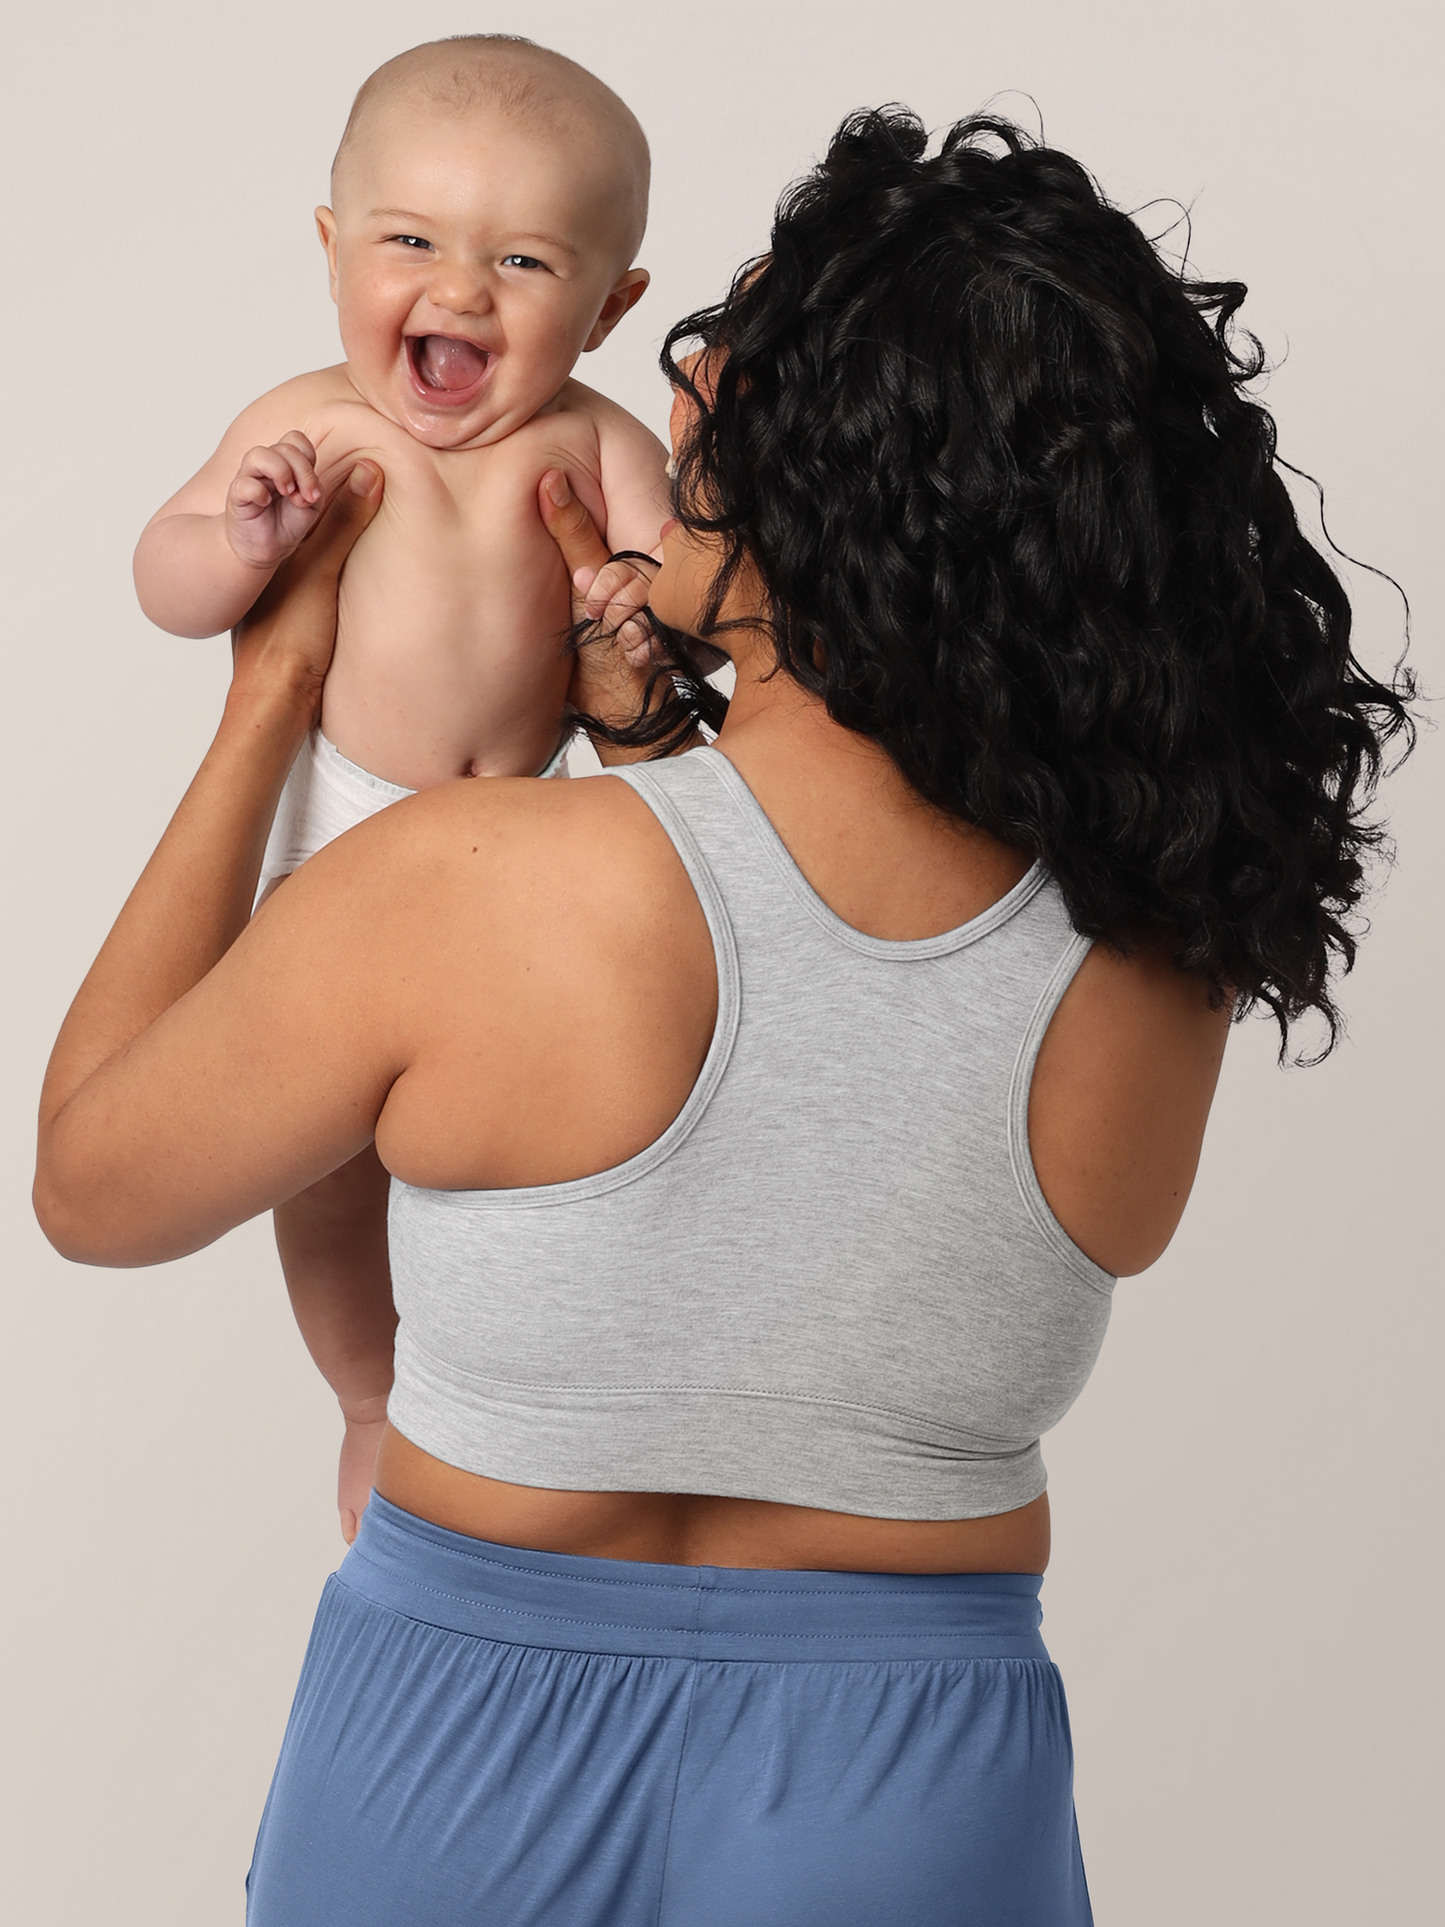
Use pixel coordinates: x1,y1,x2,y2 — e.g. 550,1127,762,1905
389,234,433,252
501,254,547,271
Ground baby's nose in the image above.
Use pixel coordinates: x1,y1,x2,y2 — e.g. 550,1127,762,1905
427,264,494,316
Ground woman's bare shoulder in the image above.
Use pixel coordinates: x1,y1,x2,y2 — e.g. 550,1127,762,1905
263,769,719,1193
273,770,707,990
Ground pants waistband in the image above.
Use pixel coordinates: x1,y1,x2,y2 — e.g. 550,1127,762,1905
338,1496,1051,1663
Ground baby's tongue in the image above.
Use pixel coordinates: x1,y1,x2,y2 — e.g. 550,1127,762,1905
414,335,489,391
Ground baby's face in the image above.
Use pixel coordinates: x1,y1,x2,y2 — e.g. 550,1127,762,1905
318,107,645,449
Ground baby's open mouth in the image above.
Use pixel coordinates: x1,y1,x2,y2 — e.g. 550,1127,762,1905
407,334,493,397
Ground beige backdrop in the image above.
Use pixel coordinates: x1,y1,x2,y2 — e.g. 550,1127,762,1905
2,1,1439,1920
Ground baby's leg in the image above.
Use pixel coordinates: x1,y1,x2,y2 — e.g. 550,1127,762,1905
274,1145,397,1543
264,733,567,1539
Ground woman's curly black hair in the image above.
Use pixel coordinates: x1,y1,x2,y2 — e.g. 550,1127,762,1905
586,107,1414,1055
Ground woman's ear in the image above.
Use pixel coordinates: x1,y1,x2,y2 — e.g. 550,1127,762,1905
583,269,650,351
314,208,341,305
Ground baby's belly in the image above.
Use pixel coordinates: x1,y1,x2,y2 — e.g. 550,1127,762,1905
319,517,576,790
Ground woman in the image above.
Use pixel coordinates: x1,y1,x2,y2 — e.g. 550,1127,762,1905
35,112,1409,1924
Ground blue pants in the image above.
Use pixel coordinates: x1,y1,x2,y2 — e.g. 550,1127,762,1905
246,1496,1092,1924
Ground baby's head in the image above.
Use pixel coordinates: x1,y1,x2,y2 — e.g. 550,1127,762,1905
317,37,650,448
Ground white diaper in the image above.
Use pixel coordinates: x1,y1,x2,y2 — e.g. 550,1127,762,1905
255,729,572,909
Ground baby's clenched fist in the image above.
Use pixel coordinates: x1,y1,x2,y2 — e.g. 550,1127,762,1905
576,554,662,667
225,430,326,569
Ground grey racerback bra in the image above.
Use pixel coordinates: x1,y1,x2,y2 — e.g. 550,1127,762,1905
385,747,1115,1521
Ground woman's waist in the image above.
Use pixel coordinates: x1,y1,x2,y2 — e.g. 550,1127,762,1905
372,1424,1051,1581
345,1483,1051,1663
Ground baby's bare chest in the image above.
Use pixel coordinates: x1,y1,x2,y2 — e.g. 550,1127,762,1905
309,403,604,615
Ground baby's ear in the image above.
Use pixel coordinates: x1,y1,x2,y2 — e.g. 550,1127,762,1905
583,268,650,353
314,207,341,303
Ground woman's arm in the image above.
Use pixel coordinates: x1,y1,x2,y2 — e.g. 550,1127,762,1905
37,462,676,1269
35,462,389,1261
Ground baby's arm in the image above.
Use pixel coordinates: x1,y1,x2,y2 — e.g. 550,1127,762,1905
591,398,671,557
135,374,342,638
564,396,671,650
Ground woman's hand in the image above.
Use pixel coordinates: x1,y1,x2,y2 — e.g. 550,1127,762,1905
230,458,384,719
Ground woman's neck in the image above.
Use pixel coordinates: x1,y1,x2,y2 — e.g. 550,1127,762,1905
712,628,1031,943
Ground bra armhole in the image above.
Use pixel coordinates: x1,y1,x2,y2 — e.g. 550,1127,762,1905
1006,933,1117,1295
603,766,742,1053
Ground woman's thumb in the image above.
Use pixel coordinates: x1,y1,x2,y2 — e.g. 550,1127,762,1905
306,459,384,571
539,469,609,576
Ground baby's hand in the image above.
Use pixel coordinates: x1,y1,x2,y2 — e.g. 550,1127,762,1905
225,430,326,570
576,552,662,668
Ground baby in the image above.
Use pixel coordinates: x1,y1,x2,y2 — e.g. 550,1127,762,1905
138,33,666,818
134,35,668,1533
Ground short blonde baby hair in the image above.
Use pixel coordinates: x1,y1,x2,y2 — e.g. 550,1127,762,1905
333,36,650,260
